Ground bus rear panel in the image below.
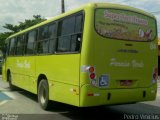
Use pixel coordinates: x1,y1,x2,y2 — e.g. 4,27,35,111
80,3,157,107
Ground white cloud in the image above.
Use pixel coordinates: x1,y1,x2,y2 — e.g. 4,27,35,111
0,0,61,32
65,0,83,11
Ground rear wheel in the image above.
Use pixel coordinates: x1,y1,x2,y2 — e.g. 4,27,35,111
7,72,15,90
38,79,51,110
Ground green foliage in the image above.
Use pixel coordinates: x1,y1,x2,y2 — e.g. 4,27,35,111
3,15,46,33
0,15,46,50
0,32,12,49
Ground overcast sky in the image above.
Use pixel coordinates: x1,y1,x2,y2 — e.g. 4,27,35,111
0,0,160,36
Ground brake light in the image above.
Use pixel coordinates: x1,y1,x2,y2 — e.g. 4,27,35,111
81,66,97,86
88,66,97,86
90,73,96,79
88,66,96,79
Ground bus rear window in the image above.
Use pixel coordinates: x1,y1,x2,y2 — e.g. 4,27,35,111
95,8,157,41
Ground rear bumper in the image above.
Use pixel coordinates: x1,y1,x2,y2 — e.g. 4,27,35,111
80,83,157,107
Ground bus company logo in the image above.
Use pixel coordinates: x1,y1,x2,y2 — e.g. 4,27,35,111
110,58,144,68
104,10,148,26
16,60,30,69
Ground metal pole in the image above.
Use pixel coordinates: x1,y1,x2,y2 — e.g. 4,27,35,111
61,0,65,13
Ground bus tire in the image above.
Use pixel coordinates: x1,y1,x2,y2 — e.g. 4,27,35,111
38,79,51,110
7,72,15,90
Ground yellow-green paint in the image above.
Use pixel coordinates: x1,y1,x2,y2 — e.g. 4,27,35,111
2,3,158,107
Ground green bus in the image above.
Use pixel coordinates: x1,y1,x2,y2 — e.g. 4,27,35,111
2,3,158,110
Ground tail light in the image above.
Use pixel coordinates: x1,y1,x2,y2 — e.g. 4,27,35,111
152,67,158,83
81,66,97,86
88,66,96,79
88,66,97,86
90,73,96,79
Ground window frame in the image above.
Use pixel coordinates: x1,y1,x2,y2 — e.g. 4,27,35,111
6,10,84,57
56,11,84,54
36,22,58,55
15,34,25,56
8,37,17,56
25,29,38,55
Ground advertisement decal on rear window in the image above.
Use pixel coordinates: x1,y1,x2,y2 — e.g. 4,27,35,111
95,9,157,41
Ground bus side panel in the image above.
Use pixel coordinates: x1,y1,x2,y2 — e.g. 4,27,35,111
24,56,37,93
36,54,80,106
6,57,26,89
50,81,80,106
5,57,36,93
79,4,95,86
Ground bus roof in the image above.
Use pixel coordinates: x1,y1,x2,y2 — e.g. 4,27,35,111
7,2,156,39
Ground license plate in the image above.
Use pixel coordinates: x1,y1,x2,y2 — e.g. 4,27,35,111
120,80,132,86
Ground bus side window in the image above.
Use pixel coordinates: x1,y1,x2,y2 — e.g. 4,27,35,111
75,15,83,33
57,16,75,52
71,15,83,52
9,37,16,56
48,23,57,53
15,34,25,56
4,39,10,57
57,13,83,53
37,26,49,54
26,30,37,55
71,34,81,52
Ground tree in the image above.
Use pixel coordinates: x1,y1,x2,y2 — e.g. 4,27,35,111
3,24,19,33
3,15,46,33
0,32,12,55
0,15,46,50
